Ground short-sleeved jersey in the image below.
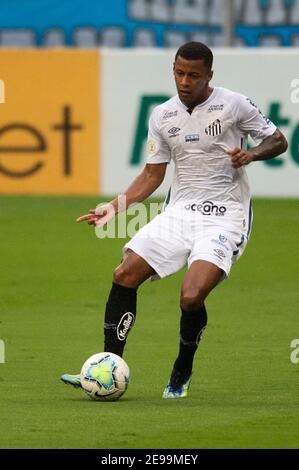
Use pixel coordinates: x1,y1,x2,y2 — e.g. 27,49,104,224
146,87,276,232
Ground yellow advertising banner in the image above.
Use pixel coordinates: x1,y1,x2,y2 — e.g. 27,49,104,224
0,50,99,194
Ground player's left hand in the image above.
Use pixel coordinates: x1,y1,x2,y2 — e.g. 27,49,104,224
76,203,116,227
226,148,253,169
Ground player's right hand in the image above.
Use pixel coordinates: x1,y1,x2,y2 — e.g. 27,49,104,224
76,203,116,227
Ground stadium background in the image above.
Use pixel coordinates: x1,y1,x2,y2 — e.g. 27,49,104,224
0,0,298,450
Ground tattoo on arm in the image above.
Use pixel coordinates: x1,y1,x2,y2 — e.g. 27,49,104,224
249,130,288,162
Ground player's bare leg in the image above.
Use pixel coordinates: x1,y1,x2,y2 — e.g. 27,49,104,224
113,249,155,288
163,260,223,398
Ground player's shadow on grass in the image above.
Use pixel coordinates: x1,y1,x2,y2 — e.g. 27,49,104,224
62,396,133,403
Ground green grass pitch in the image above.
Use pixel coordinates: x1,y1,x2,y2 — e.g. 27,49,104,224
0,195,298,449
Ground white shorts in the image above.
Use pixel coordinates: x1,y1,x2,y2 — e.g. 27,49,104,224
124,204,249,280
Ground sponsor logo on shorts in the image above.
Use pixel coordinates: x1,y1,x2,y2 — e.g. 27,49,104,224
163,110,178,120
117,312,135,341
211,234,229,251
185,134,200,142
168,127,180,137
213,248,226,261
184,201,227,216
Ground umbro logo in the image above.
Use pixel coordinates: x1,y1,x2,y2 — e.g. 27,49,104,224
168,127,180,137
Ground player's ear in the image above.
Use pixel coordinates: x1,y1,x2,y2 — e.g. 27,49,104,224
208,69,214,82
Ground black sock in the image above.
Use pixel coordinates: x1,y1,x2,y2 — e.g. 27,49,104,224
104,282,137,357
172,305,207,384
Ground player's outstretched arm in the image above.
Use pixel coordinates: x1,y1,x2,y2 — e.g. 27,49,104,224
227,129,288,169
77,163,167,226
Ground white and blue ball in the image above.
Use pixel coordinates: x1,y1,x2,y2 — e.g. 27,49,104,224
80,352,130,401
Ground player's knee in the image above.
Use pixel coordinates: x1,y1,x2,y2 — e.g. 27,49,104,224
113,264,138,288
113,265,131,286
180,287,206,311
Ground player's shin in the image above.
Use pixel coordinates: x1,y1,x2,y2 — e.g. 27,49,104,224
104,283,137,357
172,305,207,385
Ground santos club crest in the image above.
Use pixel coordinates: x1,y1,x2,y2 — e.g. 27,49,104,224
205,119,222,136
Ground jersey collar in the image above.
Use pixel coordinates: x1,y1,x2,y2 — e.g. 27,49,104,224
176,87,218,112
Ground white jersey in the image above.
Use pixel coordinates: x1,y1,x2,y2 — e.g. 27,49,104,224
146,87,276,235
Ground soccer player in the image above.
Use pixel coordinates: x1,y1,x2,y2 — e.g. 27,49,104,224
61,42,288,398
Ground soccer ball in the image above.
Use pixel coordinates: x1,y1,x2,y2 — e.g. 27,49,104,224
80,352,130,401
